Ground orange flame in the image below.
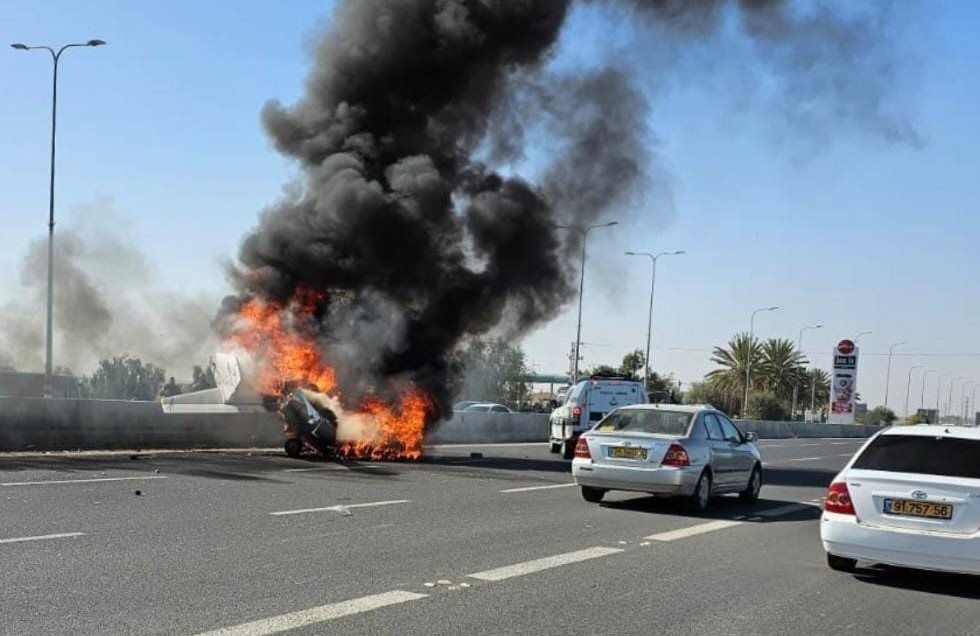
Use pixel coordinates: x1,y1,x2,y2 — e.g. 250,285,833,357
224,287,430,459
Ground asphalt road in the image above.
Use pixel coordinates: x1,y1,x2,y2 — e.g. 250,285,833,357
1,438,977,636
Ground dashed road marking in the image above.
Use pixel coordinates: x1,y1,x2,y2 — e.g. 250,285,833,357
467,546,624,581
0,475,167,487
193,590,427,636
755,502,818,518
0,532,86,545
644,520,743,542
269,500,409,516
283,465,382,473
500,483,576,493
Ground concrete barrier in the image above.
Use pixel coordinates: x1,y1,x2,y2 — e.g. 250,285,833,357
0,397,282,452
0,397,882,452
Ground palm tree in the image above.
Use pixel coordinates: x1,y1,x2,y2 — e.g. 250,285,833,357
803,368,831,410
758,338,807,400
706,333,763,402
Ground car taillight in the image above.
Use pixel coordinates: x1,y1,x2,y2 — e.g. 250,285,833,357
662,444,690,467
824,481,855,516
571,406,582,421
574,437,591,459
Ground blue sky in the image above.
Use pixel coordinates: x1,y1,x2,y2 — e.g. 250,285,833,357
2,1,979,413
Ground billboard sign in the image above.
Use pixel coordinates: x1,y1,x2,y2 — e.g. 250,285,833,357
828,339,859,424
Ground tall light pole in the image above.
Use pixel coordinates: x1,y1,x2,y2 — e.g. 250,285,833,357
624,250,684,391
904,365,922,419
883,340,906,411
791,323,822,420
971,383,978,426
936,373,950,422
919,369,935,412
855,331,872,343
11,39,106,397
962,381,976,425
560,221,618,384
947,376,962,420
744,306,779,416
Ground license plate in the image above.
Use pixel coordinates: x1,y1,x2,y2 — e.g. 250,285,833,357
610,447,646,460
883,499,953,520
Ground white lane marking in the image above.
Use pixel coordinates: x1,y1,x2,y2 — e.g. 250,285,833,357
283,465,382,473
500,483,576,493
0,475,167,487
424,442,545,449
468,546,623,581
269,499,409,516
785,456,823,462
756,502,818,518
830,442,860,445
837,453,855,457
193,590,427,636
644,520,743,542
0,532,85,545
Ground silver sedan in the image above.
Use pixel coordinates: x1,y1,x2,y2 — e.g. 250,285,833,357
571,404,763,511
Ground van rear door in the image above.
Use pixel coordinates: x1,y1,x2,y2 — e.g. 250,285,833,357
586,381,643,424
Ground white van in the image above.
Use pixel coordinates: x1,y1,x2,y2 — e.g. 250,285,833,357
549,376,647,459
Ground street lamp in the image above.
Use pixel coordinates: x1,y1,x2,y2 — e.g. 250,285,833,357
624,250,684,391
947,376,963,420
919,369,935,412
11,38,106,397
936,373,950,422
559,221,618,383
855,331,872,342
971,383,978,427
791,324,822,420
904,365,922,419
744,306,779,416
883,340,906,411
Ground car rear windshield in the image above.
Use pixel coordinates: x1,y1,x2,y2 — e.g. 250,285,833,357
594,409,692,436
852,434,980,479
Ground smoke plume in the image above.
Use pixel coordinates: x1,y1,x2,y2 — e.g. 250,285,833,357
223,0,916,421
0,199,218,377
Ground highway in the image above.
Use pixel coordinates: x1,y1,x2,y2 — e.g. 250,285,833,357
1,438,977,636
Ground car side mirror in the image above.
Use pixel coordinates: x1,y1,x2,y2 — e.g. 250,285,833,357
744,431,758,443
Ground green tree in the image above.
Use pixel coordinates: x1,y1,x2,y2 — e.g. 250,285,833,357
191,364,216,391
857,406,896,425
684,379,737,415
758,338,807,401
801,368,831,411
460,339,530,407
619,350,645,378
706,333,763,408
83,356,166,401
587,364,621,378
745,391,790,421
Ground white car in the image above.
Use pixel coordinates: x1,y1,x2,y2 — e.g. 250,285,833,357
820,425,980,576
550,376,647,459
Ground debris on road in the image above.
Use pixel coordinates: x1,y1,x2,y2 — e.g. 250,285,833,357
335,505,352,517
134,490,142,496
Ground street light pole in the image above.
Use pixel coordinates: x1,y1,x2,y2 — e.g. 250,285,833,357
904,365,922,419
971,383,978,427
883,341,905,411
947,377,962,420
961,381,976,425
11,39,105,397
744,306,779,416
624,250,684,391
855,331,872,343
936,373,950,422
791,324,822,420
920,369,934,411
561,221,618,384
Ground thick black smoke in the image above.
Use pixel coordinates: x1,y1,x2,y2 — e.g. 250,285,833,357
223,0,916,421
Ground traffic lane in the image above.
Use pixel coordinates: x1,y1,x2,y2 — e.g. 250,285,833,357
0,460,827,634
316,512,979,636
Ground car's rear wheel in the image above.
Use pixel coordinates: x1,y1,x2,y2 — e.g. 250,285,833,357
739,466,762,503
687,471,712,512
581,486,605,503
826,553,857,573
549,443,561,454
561,438,576,460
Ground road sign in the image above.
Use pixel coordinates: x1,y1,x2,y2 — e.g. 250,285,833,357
828,340,860,424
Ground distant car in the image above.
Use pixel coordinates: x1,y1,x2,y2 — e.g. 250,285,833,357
550,376,647,459
461,403,513,413
571,404,762,511
453,400,481,412
820,425,980,576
